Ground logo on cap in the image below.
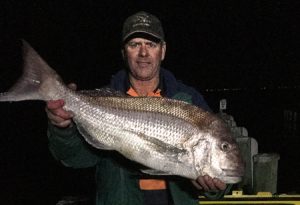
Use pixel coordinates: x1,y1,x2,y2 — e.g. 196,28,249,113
122,11,164,43
132,13,151,28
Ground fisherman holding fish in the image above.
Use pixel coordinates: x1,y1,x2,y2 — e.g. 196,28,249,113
46,11,228,205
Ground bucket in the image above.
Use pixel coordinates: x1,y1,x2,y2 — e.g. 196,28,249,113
253,153,280,194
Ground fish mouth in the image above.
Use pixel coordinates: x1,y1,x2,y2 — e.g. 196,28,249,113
219,169,243,183
221,168,244,177
222,176,242,184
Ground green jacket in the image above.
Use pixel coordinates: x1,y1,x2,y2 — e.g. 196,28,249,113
48,69,211,205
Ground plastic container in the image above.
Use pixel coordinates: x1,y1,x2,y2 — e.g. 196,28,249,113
253,153,280,194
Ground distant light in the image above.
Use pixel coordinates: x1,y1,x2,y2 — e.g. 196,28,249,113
204,85,298,92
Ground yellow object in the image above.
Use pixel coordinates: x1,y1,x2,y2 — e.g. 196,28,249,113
199,191,300,204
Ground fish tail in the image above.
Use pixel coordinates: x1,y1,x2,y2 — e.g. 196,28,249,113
0,40,62,102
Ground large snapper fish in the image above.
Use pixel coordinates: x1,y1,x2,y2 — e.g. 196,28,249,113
0,41,244,183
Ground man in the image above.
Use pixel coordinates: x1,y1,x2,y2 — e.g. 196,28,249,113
46,11,226,205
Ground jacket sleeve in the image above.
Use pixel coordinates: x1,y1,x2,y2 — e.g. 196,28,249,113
47,122,99,168
172,82,212,112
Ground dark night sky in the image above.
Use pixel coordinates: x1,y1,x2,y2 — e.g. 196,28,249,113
0,0,299,203
1,0,299,90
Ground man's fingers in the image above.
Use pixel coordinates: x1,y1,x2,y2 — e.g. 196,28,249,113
196,175,221,192
46,106,73,119
213,178,227,190
47,99,65,110
50,119,73,128
45,88,75,128
193,175,227,192
54,108,73,119
204,175,217,191
191,180,203,190
197,176,210,191
46,109,65,121
46,108,73,128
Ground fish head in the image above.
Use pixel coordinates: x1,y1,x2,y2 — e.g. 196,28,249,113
193,119,245,184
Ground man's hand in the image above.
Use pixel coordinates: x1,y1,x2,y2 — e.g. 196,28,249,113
45,83,77,128
192,175,226,192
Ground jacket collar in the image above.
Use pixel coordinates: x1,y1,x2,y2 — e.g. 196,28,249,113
110,68,179,98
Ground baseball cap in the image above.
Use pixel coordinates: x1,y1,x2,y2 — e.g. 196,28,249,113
122,11,165,43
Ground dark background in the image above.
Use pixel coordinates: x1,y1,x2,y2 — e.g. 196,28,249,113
0,0,299,204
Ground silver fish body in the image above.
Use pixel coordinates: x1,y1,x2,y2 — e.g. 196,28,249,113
0,41,244,183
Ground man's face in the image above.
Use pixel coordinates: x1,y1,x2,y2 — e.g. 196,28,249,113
123,37,166,81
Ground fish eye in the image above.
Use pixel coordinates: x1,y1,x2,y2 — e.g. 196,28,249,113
221,142,231,152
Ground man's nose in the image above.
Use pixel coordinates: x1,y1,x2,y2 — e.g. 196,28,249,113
138,44,149,57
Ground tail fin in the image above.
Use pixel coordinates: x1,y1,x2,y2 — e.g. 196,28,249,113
0,40,61,102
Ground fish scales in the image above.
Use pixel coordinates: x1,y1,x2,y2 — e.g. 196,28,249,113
70,98,197,177
74,97,197,150
74,94,200,145
94,96,215,129
0,40,245,183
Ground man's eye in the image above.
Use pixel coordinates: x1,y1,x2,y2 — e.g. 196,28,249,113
128,42,140,48
147,42,157,48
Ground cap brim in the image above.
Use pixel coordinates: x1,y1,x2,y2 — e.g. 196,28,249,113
123,31,163,43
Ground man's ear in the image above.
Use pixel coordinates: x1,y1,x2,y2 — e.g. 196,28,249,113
161,42,166,61
121,49,125,59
